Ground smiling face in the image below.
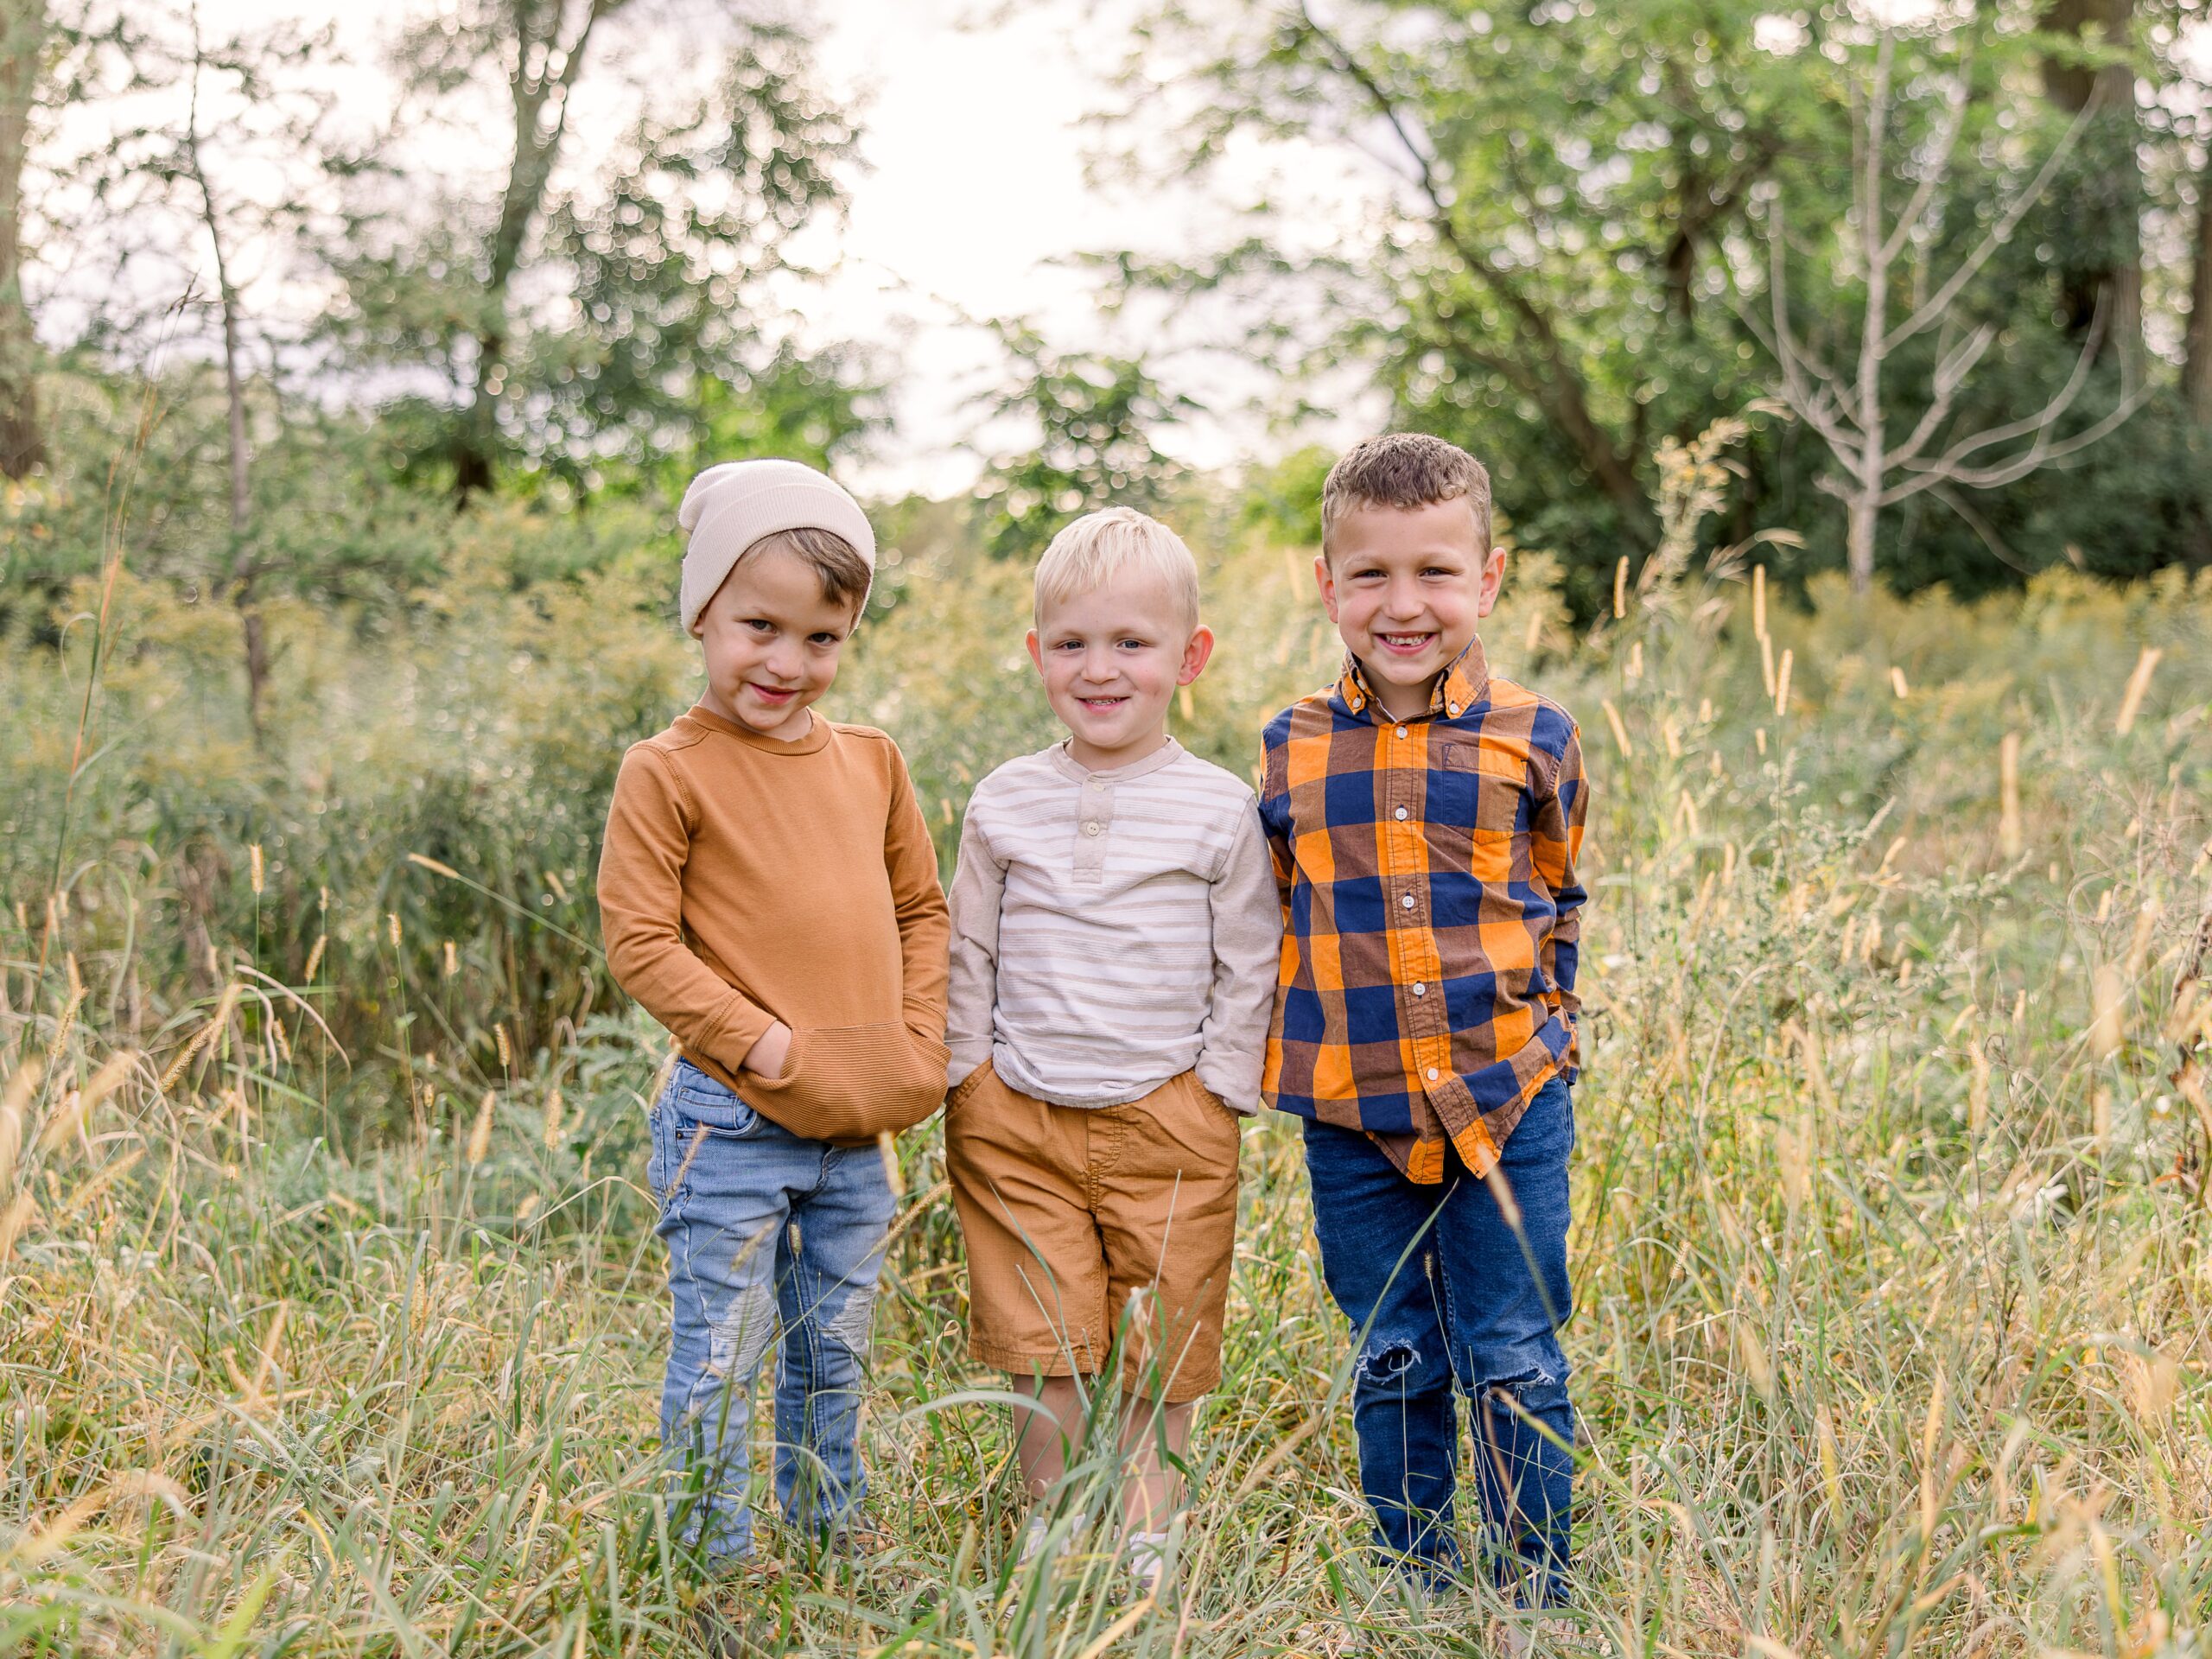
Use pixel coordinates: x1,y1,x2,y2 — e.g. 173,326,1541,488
1318,497,1506,721
689,543,861,741
1027,573,1214,772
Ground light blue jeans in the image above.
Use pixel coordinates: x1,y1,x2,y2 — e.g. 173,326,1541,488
646,1058,894,1567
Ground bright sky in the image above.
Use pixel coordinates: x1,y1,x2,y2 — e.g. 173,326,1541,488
127,0,1388,497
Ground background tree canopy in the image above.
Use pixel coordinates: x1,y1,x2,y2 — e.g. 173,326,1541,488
1109,0,2212,611
1,0,2209,633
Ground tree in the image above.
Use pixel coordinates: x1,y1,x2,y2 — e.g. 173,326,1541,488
972,322,1192,560
2190,137,2212,423
1753,21,2146,592
87,3,334,736
2038,0,2143,367
1114,0,1832,572
0,0,48,477
334,3,868,501
2179,3,2212,424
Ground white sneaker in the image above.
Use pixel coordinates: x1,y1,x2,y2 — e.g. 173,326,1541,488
1017,1515,1051,1565
1123,1530,1173,1599
1017,1510,1090,1567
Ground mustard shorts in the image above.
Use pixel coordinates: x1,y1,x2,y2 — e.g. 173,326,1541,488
945,1062,1242,1402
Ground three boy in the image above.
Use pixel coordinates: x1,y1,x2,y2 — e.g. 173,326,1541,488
600,435,1586,1607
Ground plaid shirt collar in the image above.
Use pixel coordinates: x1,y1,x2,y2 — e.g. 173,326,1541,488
1333,637,1491,724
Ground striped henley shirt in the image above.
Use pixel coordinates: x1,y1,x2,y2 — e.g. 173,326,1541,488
945,737,1282,1112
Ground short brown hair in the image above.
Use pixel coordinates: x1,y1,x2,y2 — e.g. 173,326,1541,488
745,525,872,612
1320,433,1492,558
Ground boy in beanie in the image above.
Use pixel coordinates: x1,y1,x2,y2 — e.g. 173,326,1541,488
599,459,950,1573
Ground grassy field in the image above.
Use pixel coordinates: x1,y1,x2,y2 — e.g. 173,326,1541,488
4,477,2211,1656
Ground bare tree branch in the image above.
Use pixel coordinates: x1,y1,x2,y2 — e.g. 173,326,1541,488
1881,79,2105,354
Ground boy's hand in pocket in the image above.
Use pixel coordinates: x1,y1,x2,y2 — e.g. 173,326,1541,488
741,1021,793,1081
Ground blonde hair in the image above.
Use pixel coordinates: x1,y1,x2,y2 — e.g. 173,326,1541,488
1032,507,1201,636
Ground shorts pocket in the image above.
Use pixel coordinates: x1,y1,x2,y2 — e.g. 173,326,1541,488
1140,1071,1240,1166
947,1057,995,1114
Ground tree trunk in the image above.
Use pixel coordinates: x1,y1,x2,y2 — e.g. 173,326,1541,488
449,0,610,504
1846,493,1878,594
187,45,268,741
1850,37,1891,597
2040,0,2142,370
0,0,48,480
2185,135,2212,424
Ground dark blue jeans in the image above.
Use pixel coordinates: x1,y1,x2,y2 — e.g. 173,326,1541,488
1303,1075,1575,1604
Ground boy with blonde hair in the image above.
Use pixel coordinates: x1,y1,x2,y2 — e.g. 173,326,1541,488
1260,435,1588,1612
944,506,1280,1594
599,459,950,1576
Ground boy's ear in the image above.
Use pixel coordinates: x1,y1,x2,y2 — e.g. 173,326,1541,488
1475,545,1509,619
1313,552,1340,624
1178,626,1216,686
1025,628,1044,677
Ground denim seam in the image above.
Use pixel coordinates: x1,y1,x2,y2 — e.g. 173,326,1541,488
1432,1192,1471,1395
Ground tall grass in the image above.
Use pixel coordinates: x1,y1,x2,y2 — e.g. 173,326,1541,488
3,486,2209,1655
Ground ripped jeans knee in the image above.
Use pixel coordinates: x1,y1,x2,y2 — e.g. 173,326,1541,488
1471,1360,1572,1419
706,1278,781,1382
1352,1333,1457,1398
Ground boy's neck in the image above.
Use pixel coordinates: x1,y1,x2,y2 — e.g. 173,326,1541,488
1066,726,1170,774
701,694,816,743
1363,667,1443,723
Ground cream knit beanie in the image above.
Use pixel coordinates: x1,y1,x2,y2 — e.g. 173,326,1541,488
677,459,877,632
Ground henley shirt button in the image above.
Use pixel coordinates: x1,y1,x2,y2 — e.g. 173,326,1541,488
1084,822,1102,836
1401,893,1416,909
1413,982,1427,996
1426,1067,1440,1082
1394,805,1408,821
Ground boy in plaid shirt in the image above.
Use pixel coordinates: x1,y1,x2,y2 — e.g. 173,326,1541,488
1258,434,1587,1609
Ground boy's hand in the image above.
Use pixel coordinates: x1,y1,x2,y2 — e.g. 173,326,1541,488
741,1021,793,1081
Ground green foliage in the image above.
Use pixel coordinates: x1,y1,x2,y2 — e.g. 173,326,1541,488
326,11,872,498
1118,0,2212,606
1236,443,1330,548
972,323,1193,559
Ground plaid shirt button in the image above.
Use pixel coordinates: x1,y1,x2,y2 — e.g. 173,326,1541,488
1400,893,1415,908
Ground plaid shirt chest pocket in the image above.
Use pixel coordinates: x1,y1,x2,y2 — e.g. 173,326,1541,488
1434,740,1529,883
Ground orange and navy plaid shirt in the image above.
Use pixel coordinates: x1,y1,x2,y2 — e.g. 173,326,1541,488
1258,638,1588,1183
